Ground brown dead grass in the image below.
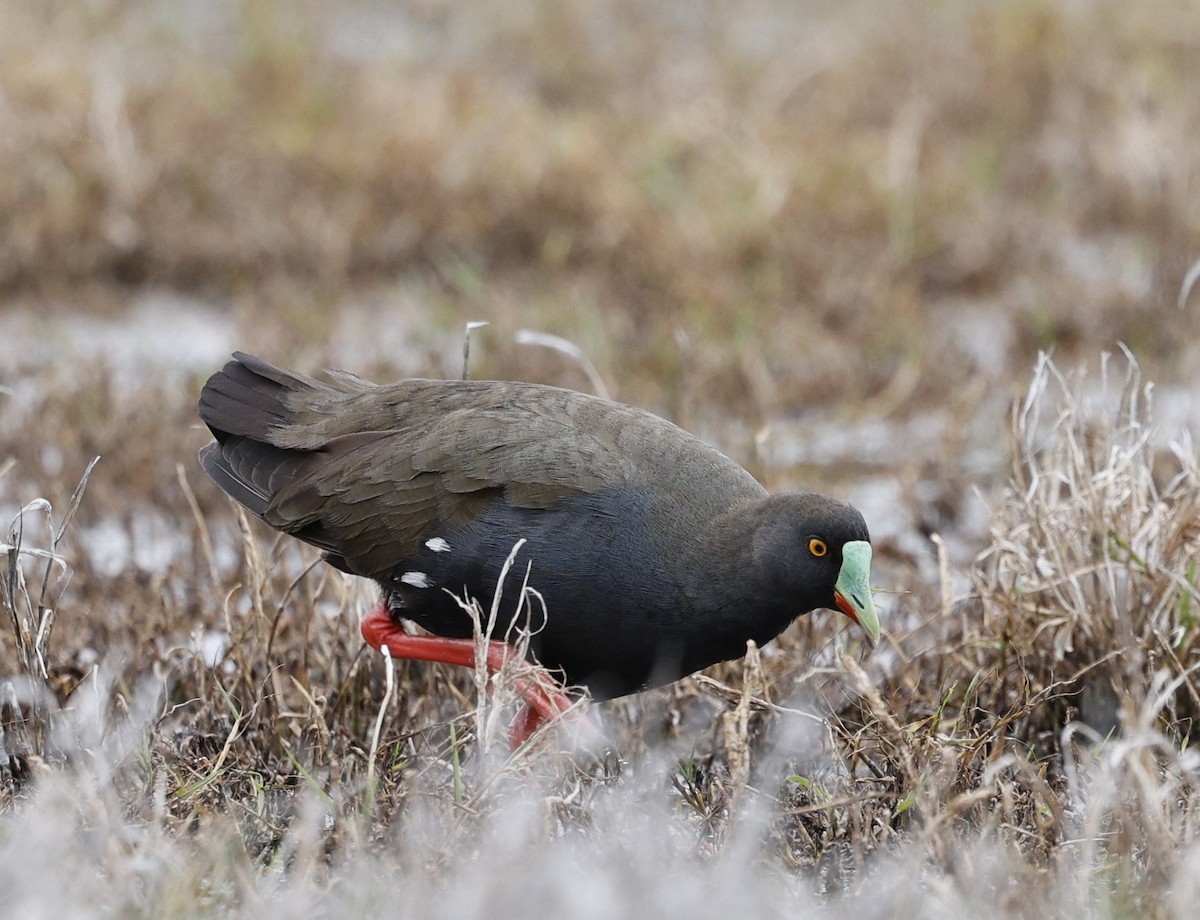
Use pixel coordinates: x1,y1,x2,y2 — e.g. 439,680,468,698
4,352,1200,916
3,1,1199,408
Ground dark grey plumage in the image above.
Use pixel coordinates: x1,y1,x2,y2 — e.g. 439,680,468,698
199,353,874,698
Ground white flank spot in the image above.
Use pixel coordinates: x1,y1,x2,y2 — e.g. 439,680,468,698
425,537,451,553
401,571,432,589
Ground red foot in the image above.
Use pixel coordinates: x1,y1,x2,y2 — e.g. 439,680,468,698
360,601,575,747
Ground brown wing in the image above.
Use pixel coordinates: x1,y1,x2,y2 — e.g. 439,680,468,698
199,353,764,580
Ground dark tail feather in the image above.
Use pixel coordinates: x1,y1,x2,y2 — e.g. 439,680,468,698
198,353,329,520
198,354,367,568
199,433,317,517
199,441,353,571
198,443,271,517
198,352,323,443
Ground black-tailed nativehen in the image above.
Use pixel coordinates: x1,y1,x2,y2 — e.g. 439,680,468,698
198,353,878,743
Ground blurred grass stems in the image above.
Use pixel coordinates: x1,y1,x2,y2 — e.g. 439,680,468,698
2,457,98,753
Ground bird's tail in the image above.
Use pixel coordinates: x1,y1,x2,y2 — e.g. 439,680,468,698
197,352,332,519
198,351,326,445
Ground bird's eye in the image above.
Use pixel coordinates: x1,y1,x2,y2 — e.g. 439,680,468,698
808,538,828,557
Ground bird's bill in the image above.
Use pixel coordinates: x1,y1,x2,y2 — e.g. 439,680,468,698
833,540,880,645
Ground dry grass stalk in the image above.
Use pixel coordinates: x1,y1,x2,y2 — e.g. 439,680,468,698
2,458,98,682
718,640,763,821
3,347,1200,915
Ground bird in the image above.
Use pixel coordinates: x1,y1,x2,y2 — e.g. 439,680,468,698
197,352,878,743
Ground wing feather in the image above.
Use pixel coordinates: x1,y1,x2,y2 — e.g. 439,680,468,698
199,354,764,580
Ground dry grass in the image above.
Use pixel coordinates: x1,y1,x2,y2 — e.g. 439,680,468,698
3,0,1199,407
3,0,1200,916
3,350,1199,917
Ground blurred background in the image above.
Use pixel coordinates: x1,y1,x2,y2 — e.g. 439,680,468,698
3,0,1198,550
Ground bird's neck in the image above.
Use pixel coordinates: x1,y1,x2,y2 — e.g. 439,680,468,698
685,499,798,639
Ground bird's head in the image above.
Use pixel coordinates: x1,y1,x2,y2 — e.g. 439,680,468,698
751,493,880,644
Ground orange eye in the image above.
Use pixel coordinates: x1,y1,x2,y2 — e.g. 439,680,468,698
808,538,828,557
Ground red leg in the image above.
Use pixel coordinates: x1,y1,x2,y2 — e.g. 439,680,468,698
508,703,547,749
360,602,574,744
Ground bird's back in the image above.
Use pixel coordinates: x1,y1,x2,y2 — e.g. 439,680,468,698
198,353,766,581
